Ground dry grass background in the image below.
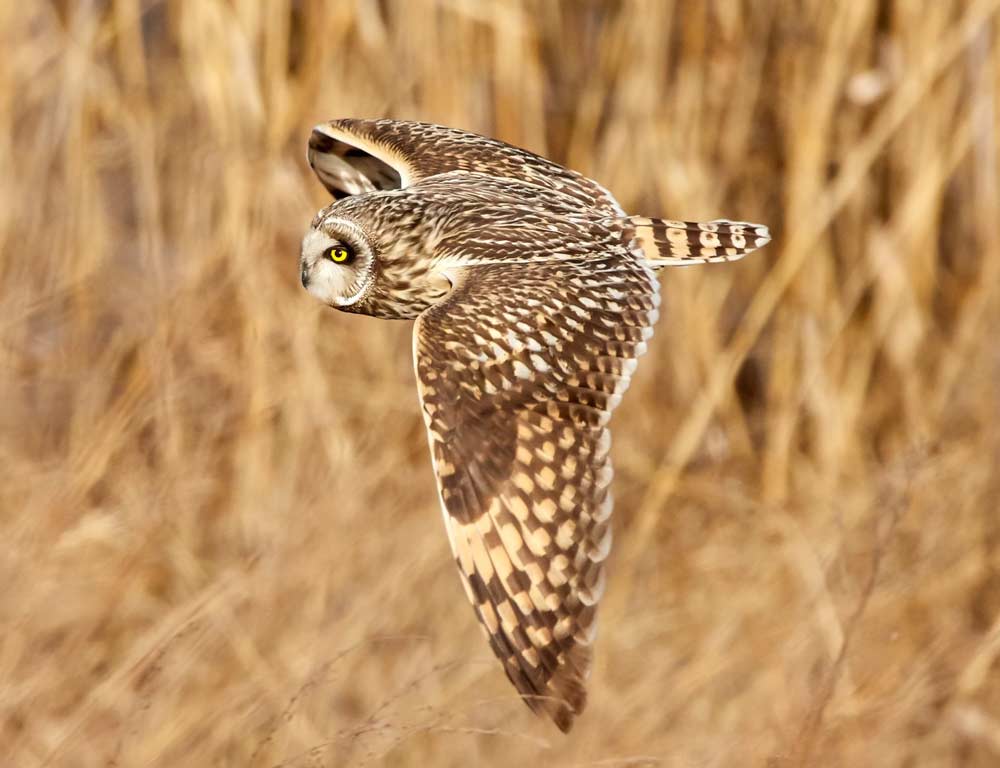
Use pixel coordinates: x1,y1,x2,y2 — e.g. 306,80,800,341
2,0,1000,765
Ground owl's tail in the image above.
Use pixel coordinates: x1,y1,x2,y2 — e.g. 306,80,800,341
616,216,771,269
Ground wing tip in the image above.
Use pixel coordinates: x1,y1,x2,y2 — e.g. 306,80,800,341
523,642,591,733
306,120,406,196
307,123,339,158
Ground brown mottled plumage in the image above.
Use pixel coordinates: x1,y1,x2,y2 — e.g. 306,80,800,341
298,118,770,732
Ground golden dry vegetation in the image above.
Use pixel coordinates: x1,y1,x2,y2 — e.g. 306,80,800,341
3,1,1000,766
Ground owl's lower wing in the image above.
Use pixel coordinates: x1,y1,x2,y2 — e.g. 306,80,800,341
308,118,622,214
413,253,659,731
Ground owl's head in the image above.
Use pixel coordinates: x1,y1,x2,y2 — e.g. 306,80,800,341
299,217,377,308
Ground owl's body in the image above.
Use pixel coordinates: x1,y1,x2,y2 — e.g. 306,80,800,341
306,173,633,319
300,119,769,732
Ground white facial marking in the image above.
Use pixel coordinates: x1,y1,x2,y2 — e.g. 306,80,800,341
299,222,372,307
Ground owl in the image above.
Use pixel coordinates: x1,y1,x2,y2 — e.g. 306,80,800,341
300,119,769,732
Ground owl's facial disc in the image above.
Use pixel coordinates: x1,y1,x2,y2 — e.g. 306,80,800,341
300,219,375,308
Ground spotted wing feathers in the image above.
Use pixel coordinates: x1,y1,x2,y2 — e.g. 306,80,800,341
620,216,771,268
309,118,623,214
413,252,658,731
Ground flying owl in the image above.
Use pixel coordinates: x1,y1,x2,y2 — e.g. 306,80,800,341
299,119,769,732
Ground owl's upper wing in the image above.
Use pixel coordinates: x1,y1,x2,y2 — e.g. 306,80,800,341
308,118,623,214
413,241,659,732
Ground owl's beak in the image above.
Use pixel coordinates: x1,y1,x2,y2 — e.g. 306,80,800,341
300,262,311,289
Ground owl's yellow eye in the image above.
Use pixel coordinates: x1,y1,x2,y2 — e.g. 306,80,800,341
324,245,354,264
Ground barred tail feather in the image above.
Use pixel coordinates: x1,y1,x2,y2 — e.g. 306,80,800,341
620,216,771,268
